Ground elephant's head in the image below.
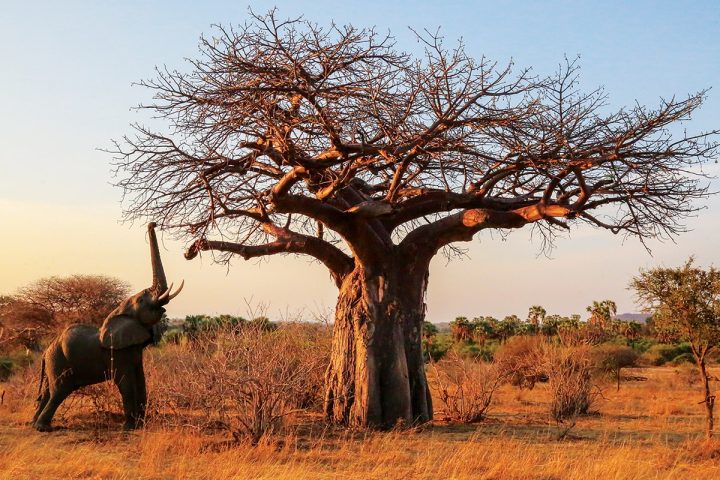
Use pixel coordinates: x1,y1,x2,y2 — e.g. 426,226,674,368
99,222,184,349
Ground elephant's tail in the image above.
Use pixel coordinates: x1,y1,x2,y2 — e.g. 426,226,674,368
36,356,46,402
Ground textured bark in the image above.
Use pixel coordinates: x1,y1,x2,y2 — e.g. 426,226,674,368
324,259,432,428
698,358,715,439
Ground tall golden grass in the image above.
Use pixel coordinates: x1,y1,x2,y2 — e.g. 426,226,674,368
1,348,719,479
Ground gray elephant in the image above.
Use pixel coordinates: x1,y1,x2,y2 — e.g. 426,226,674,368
32,222,183,432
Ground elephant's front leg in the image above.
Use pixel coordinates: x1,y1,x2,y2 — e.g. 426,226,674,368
135,363,147,425
114,369,139,430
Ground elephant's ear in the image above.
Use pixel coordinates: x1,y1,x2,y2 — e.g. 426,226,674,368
99,315,151,349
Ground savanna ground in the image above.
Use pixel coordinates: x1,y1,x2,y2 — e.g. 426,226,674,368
1,356,719,480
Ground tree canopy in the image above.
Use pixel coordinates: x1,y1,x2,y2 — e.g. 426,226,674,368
113,10,718,283
631,258,720,438
0,275,129,351
631,259,720,360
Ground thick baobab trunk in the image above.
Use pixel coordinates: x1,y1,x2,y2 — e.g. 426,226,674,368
324,261,432,428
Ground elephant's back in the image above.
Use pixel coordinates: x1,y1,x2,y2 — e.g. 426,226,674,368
60,324,103,361
61,324,100,343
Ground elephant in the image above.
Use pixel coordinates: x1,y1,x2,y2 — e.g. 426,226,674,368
31,222,183,432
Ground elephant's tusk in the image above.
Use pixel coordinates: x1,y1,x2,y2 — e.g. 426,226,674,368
168,280,184,301
157,283,173,303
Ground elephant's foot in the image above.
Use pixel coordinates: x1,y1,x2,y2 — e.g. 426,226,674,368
34,422,53,432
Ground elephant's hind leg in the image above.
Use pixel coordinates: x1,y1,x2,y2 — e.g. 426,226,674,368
34,382,73,432
32,387,51,426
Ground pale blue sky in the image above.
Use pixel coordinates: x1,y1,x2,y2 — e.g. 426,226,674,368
1,1,719,321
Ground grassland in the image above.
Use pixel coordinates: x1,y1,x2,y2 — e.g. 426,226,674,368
1,365,719,479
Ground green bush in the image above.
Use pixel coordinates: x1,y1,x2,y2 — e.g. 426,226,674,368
628,337,654,354
640,343,692,366
425,333,453,361
456,341,496,362
0,357,13,381
160,327,188,345
669,352,695,366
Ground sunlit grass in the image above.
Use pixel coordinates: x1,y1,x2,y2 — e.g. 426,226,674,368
1,366,719,479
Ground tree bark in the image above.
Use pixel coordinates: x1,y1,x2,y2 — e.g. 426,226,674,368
324,258,433,428
697,357,715,439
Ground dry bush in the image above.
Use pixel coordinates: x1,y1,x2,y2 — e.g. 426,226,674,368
542,344,597,424
72,380,124,429
673,364,702,387
0,275,130,352
0,358,39,415
147,322,329,444
493,337,597,426
429,351,507,423
494,336,547,389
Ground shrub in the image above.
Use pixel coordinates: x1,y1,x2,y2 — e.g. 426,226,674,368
589,344,638,390
0,357,12,381
0,358,39,414
670,352,695,366
628,337,654,354
641,343,692,366
424,332,453,361
674,364,702,387
428,351,506,423
456,341,497,362
72,381,124,430
542,344,596,423
147,322,329,444
494,336,547,389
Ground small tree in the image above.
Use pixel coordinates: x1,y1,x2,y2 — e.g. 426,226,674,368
590,344,638,391
422,321,439,345
1,275,130,351
541,315,561,337
631,259,720,438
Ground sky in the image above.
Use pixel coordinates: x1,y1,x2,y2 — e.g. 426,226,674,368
1,1,719,322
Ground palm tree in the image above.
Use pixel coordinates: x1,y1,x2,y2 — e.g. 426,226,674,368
450,317,473,342
586,300,617,329
527,305,547,329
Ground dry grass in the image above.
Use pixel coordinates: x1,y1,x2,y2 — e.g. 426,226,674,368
2,360,720,479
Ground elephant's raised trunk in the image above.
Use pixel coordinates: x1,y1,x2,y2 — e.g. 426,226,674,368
147,222,168,295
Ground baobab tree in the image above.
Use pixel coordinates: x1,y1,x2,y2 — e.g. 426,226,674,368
113,11,718,428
